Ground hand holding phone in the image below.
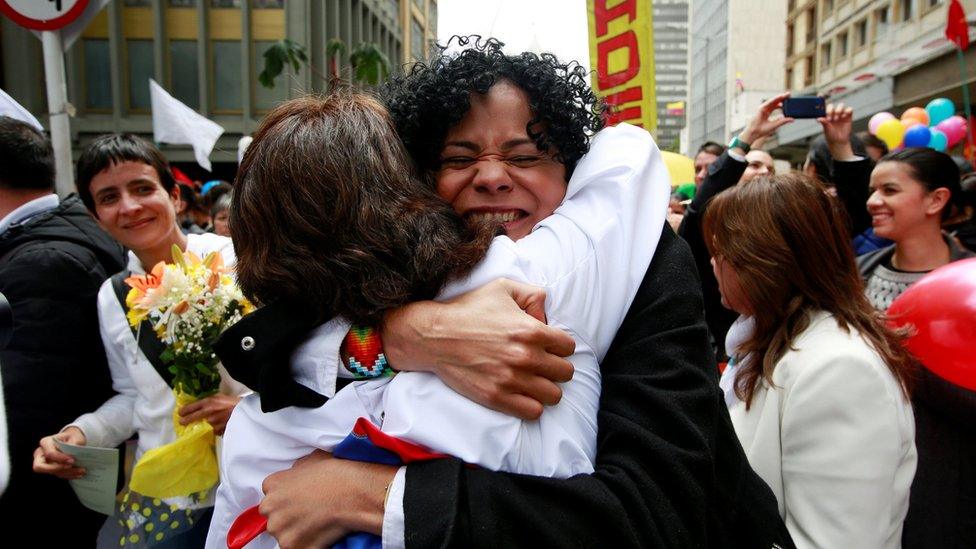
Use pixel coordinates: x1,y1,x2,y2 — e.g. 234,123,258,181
781,96,826,119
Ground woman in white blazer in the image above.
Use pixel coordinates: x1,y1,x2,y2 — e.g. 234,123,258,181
703,172,917,548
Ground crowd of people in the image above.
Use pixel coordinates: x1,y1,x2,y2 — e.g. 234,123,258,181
0,35,973,549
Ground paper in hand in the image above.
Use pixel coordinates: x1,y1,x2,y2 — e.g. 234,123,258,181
53,439,120,515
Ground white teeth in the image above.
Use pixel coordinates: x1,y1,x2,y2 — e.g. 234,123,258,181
469,211,520,223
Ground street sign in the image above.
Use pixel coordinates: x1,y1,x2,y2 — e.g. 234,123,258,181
0,0,89,31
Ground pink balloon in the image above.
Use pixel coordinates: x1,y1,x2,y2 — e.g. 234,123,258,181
869,112,896,135
936,115,968,147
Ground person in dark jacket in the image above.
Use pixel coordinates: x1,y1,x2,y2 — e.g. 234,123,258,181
678,93,792,360
233,38,793,548
0,117,126,543
822,105,976,548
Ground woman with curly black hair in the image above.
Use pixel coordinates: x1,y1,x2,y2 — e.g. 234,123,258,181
236,37,792,549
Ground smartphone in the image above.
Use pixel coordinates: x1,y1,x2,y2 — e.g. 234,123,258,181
781,96,826,118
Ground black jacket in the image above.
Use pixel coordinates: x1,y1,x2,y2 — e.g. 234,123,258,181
402,226,793,548
0,194,126,543
677,152,744,360
857,238,976,549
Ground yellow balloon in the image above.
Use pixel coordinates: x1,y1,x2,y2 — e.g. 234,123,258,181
876,119,906,150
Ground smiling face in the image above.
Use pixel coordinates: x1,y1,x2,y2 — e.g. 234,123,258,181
89,161,184,254
740,150,775,183
867,161,949,241
435,80,568,241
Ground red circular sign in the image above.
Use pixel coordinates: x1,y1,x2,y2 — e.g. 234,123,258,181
0,0,89,31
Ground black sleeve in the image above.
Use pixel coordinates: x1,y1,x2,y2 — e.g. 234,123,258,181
676,152,746,359
402,226,793,548
832,158,875,237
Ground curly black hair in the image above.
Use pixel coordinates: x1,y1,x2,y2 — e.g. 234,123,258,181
381,35,606,177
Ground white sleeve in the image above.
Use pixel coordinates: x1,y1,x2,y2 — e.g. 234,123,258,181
780,354,914,548
67,282,138,448
381,467,407,549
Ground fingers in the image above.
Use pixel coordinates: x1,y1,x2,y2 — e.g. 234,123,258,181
823,102,853,122
534,353,575,383
179,408,211,425
492,393,545,421
32,444,85,479
760,91,791,115
178,399,205,417
771,117,795,130
518,374,565,407
498,279,548,323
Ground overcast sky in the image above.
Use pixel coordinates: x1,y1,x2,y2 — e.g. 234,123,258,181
438,0,592,73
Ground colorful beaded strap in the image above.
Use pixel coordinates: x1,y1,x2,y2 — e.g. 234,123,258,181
341,325,395,379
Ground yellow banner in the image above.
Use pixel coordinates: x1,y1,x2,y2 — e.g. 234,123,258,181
586,0,656,130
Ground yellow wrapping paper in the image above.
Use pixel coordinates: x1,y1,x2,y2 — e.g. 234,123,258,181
127,390,218,499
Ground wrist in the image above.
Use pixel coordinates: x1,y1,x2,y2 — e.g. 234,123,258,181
343,463,397,536
729,134,752,154
828,141,856,161
381,302,436,374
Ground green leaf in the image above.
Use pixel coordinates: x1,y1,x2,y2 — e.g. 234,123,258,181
349,43,390,86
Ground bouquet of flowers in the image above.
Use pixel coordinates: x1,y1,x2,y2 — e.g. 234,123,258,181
124,244,253,398
114,245,252,547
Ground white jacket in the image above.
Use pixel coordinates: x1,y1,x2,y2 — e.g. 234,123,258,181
723,311,916,548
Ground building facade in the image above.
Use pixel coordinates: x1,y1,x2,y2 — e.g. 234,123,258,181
0,0,437,179
686,0,788,155
652,0,689,151
777,0,976,160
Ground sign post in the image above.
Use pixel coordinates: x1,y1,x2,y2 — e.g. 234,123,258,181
0,0,90,197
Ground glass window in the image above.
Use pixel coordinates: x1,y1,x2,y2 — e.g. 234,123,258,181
170,40,200,110
805,8,816,43
168,0,196,6
838,31,848,58
411,18,423,60
253,41,288,111
127,39,154,110
84,39,112,110
124,0,151,6
252,0,283,7
821,42,831,69
412,0,423,12
876,5,890,36
901,0,913,21
213,41,242,111
211,0,241,7
856,19,868,47
429,1,437,24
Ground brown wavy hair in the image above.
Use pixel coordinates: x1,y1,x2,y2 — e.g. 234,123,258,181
231,94,496,325
703,173,916,408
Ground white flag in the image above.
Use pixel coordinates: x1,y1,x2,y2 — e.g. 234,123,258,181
150,79,224,172
0,87,43,131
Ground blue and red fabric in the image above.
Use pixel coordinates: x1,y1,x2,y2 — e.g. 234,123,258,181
227,418,446,549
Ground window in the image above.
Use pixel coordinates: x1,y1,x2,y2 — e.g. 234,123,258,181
253,41,288,111
876,5,890,37
804,55,815,86
411,18,423,60
821,42,832,69
169,40,199,110
900,0,913,21
856,19,868,48
84,39,112,110
838,31,849,58
786,67,794,90
211,0,240,7
806,8,817,44
212,41,242,111
127,39,153,110
823,0,833,15
787,23,794,57
252,0,283,7
168,0,195,6
124,0,151,5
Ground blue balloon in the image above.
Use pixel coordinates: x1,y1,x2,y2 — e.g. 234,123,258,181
928,128,948,152
926,98,955,126
903,124,932,148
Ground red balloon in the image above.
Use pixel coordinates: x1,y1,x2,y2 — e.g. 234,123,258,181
887,258,976,390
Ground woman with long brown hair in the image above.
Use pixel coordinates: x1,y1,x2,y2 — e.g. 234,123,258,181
703,173,916,548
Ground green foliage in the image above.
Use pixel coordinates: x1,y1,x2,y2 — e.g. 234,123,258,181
349,42,390,86
259,39,309,89
258,37,391,90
